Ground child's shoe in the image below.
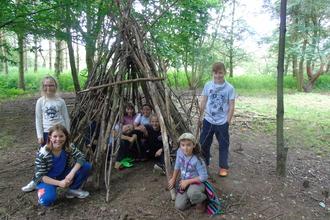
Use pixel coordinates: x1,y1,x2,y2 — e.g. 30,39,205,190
66,189,89,199
22,181,38,192
196,200,207,213
153,164,165,175
219,168,227,177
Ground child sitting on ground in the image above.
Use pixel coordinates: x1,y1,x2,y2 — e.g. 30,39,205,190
108,123,137,167
139,114,170,173
133,103,153,130
168,133,208,213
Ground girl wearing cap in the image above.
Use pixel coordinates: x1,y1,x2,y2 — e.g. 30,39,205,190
168,133,208,213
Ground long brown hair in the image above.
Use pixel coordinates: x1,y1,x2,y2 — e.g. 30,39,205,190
45,124,71,152
124,102,136,117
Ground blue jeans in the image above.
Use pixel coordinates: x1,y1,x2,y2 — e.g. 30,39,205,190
108,139,130,162
37,162,91,207
42,132,49,146
199,119,230,169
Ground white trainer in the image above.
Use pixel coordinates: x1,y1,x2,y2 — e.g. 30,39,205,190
22,181,38,192
66,189,89,199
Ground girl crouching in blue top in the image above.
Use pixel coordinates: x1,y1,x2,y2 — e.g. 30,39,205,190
33,124,91,207
168,133,208,213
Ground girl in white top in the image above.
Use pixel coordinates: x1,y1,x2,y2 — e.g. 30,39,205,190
133,103,153,131
35,76,70,146
22,76,70,192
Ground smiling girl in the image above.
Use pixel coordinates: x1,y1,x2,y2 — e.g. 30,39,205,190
22,76,70,192
33,124,91,207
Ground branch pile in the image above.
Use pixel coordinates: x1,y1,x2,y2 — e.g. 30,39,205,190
70,0,194,193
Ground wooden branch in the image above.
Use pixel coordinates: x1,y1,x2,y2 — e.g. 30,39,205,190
78,77,165,93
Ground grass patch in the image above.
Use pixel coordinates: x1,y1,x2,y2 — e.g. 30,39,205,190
0,68,87,99
235,92,330,155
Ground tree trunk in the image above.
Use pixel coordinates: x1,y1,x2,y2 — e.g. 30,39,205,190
17,33,25,90
54,38,62,77
302,57,328,93
65,6,80,92
228,0,236,77
23,38,28,72
49,40,52,69
292,55,302,91
34,37,38,72
276,0,287,177
0,30,9,74
66,29,81,92
76,42,79,73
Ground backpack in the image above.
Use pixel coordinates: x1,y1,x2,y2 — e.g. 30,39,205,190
204,181,221,216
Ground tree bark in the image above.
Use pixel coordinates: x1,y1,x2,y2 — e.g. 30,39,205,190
0,30,9,74
17,33,25,90
276,0,287,177
54,38,62,77
65,28,81,92
49,40,52,69
23,38,28,72
34,37,38,72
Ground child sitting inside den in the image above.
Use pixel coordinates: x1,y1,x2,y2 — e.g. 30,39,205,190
139,114,171,174
108,123,137,167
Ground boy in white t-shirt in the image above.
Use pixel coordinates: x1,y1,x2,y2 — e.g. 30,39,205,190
199,62,236,177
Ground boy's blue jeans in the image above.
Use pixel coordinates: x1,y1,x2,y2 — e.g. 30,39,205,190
200,119,230,169
37,162,91,207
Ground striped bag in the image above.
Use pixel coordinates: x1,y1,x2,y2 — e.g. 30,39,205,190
204,181,221,216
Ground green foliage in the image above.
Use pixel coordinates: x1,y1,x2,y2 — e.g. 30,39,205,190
0,68,87,98
314,75,330,91
167,72,330,93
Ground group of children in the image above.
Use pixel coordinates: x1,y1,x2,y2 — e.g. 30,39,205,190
21,61,235,214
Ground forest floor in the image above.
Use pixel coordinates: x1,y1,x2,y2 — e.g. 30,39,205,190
0,91,329,220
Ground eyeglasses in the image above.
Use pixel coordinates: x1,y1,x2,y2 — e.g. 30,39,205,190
43,85,55,88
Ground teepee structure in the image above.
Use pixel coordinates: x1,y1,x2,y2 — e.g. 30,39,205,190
70,0,199,201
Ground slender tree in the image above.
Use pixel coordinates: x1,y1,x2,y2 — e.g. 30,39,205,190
276,0,287,177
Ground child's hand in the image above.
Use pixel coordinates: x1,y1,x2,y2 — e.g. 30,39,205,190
155,149,163,157
168,179,175,189
179,180,190,190
198,118,203,127
139,125,146,133
65,173,74,185
58,179,71,188
129,134,137,146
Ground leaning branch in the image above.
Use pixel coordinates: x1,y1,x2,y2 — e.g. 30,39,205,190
78,77,165,93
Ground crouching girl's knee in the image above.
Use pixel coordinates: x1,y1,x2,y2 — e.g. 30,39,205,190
83,162,91,172
38,197,55,207
175,203,186,210
190,192,207,205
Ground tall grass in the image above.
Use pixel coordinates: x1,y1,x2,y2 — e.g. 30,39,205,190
166,70,330,94
0,68,329,99
0,68,86,99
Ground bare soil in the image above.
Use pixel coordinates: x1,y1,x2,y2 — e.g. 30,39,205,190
0,92,329,220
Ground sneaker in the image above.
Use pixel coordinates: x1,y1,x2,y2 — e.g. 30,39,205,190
154,164,165,175
219,168,228,177
22,181,38,192
196,200,207,213
66,189,89,199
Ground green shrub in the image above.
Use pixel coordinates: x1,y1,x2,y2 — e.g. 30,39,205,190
0,68,87,98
